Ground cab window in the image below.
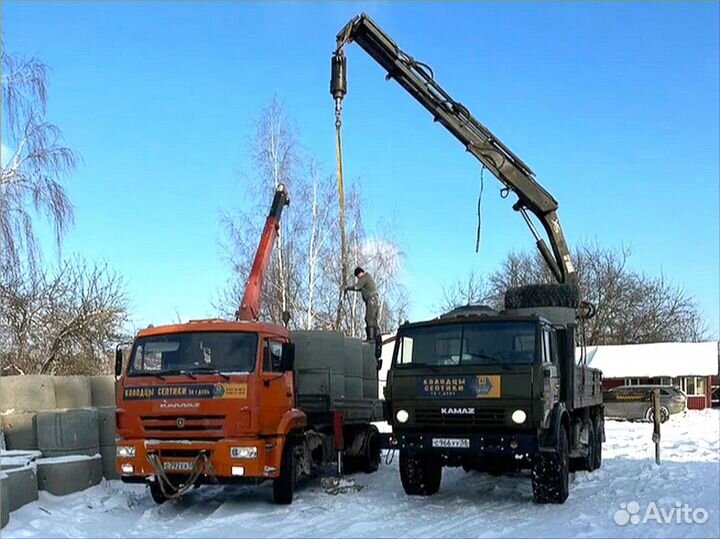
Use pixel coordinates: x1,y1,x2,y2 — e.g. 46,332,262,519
541,328,554,364
263,340,284,372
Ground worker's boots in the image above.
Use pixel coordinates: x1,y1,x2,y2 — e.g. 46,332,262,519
366,327,383,360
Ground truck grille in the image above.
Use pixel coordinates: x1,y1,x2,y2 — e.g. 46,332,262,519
414,408,505,427
140,415,225,439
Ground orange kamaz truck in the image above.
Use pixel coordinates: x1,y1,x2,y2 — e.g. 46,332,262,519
114,185,383,504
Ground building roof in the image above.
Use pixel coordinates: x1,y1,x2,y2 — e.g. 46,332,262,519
584,341,719,378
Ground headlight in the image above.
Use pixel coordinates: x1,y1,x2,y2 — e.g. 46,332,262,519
511,409,527,424
231,446,258,459
396,409,409,423
116,445,136,458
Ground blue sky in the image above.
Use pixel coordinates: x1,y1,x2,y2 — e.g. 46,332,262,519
2,1,719,337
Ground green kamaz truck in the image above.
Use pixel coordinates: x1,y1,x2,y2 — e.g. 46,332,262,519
384,286,603,504
330,14,604,504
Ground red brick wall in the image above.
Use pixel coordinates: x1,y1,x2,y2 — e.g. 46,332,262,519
603,378,624,390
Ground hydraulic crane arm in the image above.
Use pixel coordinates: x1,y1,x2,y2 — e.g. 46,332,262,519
331,13,576,284
236,185,290,321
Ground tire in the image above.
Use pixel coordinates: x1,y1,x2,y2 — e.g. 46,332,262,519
593,414,603,470
273,439,296,505
505,284,580,310
571,420,596,472
584,420,597,472
532,426,570,504
149,481,168,505
399,451,442,496
361,427,381,474
645,406,670,424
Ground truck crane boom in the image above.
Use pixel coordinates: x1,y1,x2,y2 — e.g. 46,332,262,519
236,184,290,321
331,13,576,284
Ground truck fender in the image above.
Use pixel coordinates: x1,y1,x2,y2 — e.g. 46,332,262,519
276,408,308,437
538,402,569,451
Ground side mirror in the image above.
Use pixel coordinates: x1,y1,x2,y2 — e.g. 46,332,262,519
115,345,124,378
281,310,291,327
280,343,295,372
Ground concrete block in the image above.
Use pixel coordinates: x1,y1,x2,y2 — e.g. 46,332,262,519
296,369,331,396
1,475,8,529
0,413,38,450
291,331,346,373
0,375,56,413
36,454,102,496
90,376,116,407
363,379,378,400
343,338,364,378
40,448,99,459
100,445,118,480
96,407,117,446
362,343,377,379
345,376,362,399
36,409,99,452
3,464,38,511
1,449,42,470
53,376,92,409
331,374,346,398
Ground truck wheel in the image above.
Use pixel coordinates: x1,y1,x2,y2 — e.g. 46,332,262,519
532,426,570,504
645,406,670,424
149,481,168,505
584,420,597,472
593,414,603,470
504,283,580,310
361,427,381,474
399,451,442,496
273,440,295,505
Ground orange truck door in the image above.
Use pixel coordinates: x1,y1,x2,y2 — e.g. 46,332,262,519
259,339,295,435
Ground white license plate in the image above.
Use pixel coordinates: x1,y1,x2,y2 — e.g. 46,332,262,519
432,438,470,449
162,461,193,471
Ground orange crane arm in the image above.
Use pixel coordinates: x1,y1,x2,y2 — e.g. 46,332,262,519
236,185,290,321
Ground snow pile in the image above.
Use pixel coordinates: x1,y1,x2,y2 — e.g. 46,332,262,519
3,410,718,538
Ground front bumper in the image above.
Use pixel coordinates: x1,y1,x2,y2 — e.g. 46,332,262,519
115,437,285,480
394,431,538,457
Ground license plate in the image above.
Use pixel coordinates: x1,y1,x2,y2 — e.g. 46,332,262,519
162,461,193,471
432,438,470,449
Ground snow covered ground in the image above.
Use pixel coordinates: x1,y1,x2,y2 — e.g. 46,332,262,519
4,410,719,538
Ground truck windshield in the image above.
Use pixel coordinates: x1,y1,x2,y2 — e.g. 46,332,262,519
394,322,537,367
128,332,257,375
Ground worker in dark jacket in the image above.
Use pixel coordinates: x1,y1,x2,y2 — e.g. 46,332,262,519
345,266,380,342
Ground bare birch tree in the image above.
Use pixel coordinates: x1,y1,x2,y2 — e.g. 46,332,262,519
1,48,77,272
218,98,408,337
304,160,336,329
219,96,306,325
